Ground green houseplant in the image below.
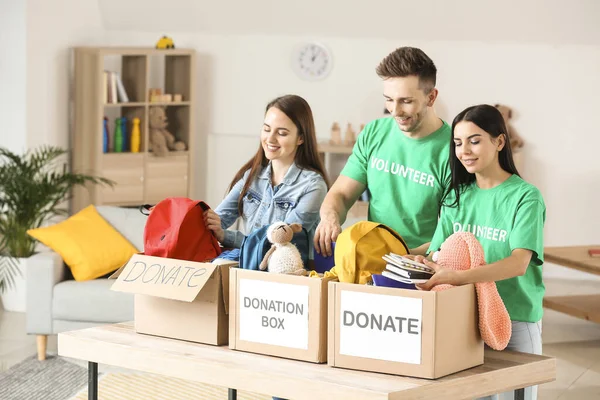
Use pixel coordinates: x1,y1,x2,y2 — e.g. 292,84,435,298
0,146,112,309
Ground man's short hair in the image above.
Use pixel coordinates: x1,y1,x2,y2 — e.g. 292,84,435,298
376,47,437,92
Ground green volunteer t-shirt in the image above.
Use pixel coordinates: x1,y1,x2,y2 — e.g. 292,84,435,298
341,117,451,249
428,174,546,322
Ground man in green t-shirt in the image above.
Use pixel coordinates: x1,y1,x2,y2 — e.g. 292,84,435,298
314,47,451,256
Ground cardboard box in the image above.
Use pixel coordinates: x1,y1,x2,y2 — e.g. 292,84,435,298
110,254,236,345
328,281,483,379
228,268,334,363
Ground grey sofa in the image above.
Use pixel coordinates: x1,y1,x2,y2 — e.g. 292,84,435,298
26,206,147,360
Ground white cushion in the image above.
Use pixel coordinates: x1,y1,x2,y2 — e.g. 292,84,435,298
96,206,146,252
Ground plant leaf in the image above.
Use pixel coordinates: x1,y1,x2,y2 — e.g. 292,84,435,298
0,256,20,294
0,145,114,265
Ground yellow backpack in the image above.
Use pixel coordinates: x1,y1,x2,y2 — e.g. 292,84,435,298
326,221,409,284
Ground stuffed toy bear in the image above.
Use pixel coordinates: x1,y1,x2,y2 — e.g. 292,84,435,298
494,104,524,149
259,222,307,276
148,106,186,157
431,231,512,351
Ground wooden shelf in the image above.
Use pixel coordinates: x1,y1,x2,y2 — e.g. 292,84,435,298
544,246,600,276
72,47,196,213
542,246,600,324
76,47,196,56
543,295,600,323
318,142,354,154
104,102,146,108
147,150,189,157
104,101,191,107
148,101,191,106
102,152,144,157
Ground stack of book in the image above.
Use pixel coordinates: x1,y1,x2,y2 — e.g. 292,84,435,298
380,253,435,285
103,70,130,104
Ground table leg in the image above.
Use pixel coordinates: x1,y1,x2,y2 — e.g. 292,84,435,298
515,387,524,400
88,361,98,400
228,388,237,400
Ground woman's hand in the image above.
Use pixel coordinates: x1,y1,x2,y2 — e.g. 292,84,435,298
203,209,225,243
416,258,463,291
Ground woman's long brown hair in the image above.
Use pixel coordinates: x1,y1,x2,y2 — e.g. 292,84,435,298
227,94,330,216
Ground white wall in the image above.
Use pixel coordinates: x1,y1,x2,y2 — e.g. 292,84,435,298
185,35,600,249
25,1,600,279
0,0,27,153
26,0,104,150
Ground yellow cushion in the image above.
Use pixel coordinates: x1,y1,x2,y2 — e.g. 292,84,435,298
27,205,138,281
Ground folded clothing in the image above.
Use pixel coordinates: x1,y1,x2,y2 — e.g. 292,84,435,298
217,248,240,261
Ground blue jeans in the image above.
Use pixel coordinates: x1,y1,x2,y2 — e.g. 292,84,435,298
478,320,543,400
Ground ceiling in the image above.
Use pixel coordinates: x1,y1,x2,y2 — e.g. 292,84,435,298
98,0,600,45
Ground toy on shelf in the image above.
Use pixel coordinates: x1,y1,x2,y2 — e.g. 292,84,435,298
156,35,175,49
113,118,123,153
494,104,524,149
149,88,182,103
344,123,356,146
131,117,141,153
149,106,186,157
329,122,342,145
120,117,128,152
103,117,109,153
149,88,162,102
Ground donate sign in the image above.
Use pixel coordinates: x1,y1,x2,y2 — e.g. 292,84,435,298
238,279,310,350
339,290,423,364
110,254,216,302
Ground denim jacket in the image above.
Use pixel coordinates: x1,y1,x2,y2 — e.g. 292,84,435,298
215,162,327,254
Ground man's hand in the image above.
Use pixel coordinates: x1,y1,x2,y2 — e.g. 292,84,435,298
314,175,366,257
314,214,342,257
203,209,225,243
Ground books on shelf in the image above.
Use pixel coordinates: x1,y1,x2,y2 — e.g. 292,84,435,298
103,70,129,104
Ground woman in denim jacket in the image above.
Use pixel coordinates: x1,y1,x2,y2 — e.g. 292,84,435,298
204,94,329,259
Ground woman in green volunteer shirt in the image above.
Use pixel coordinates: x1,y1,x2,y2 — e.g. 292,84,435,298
415,104,545,400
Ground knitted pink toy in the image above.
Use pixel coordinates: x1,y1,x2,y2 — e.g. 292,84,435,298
433,232,512,351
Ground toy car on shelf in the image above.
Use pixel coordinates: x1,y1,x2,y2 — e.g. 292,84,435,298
156,36,175,49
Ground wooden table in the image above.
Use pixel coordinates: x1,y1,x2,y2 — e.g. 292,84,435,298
58,322,555,400
543,245,600,323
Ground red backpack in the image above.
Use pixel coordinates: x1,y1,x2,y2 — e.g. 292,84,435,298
142,198,222,262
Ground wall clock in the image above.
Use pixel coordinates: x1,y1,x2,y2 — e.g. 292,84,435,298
291,42,333,81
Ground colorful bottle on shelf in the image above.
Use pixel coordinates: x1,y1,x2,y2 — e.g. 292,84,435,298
113,118,123,153
120,117,128,152
103,117,109,153
131,117,141,153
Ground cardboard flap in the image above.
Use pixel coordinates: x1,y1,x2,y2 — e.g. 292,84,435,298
110,254,219,302
212,259,238,315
